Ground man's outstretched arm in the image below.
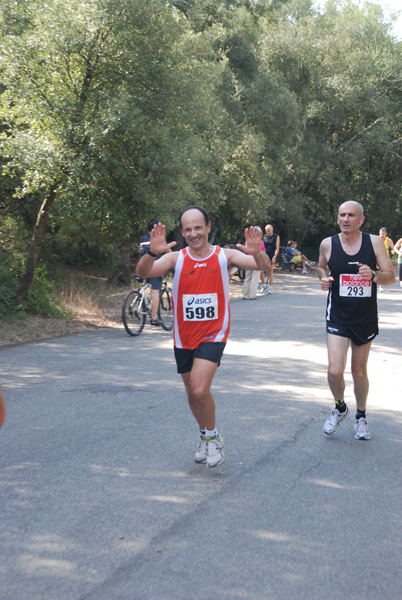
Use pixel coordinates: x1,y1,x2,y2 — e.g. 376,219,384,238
136,223,177,278
225,226,271,271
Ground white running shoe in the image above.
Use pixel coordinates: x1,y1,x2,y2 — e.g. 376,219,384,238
307,261,315,266
323,405,349,435
194,436,208,463
268,286,273,294
354,418,371,440
259,284,268,295
206,434,225,468
302,268,309,274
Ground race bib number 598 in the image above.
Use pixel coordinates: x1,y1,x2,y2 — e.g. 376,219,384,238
339,274,372,297
182,293,218,321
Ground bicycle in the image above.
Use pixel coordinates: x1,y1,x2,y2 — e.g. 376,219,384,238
122,278,174,336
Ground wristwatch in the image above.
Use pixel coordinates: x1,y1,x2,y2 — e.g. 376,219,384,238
147,249,158,258
371,270,377,281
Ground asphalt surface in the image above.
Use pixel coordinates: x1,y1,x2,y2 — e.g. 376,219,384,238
0,271,401,600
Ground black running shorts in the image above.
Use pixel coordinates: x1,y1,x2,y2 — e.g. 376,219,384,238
174,342,226,374
326,320,378,346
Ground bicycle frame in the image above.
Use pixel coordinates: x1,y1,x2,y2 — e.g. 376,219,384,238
137,282,152,316
122,279,173,336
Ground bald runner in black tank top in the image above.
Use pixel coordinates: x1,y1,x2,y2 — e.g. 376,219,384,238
326,232,378,325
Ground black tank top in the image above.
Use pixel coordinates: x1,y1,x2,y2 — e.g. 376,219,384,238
326,232,378,324
263,233,278,259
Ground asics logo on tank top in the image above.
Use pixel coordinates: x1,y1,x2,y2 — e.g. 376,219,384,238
189,262,207,275
187,296,213,305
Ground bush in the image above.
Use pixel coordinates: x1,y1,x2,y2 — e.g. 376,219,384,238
0,256,67,318
0,254,18,316
22,268,66,317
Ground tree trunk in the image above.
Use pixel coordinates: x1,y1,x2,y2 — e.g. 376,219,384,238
298,218,312,246
115,246,132,286
14,185,58,305
275,218,293,247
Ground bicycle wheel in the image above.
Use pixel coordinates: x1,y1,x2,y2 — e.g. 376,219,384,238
158,287,174,331
122,290,146,336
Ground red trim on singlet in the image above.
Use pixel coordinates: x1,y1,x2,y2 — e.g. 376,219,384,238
172,246,230,349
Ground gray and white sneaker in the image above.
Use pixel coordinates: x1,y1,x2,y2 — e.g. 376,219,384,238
354,417,371,440
323,405,349,435
206,434,225,468
194,436,208,463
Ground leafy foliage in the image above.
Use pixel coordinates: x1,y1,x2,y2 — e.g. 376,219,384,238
0,0,401,313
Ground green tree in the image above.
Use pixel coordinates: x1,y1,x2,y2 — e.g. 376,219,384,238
257,0,402,241
0,0,229,295
1,0,401,306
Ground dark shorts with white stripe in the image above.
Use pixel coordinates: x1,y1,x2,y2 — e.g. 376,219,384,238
326,320,378,346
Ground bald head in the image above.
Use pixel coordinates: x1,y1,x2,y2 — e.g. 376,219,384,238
338,201,364,217
337,200,365,233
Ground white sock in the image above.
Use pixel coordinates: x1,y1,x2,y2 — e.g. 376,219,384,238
205,427,217,438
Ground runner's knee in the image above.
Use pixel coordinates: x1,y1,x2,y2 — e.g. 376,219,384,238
328,366,345,380
351,365,367,381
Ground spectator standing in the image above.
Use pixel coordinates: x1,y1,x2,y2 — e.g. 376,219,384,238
378,227,395,292
259,224,280,295
379,227,395,256
394,236,402,288
243,239,266,299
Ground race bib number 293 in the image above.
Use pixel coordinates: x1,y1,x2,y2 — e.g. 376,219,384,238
339,274,372,297
182,293,218,321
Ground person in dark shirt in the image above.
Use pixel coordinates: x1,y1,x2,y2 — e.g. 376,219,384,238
138,218,164,325
259,224,280,294
317,201,395,440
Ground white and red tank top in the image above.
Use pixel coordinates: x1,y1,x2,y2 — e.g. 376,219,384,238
172,246,231,349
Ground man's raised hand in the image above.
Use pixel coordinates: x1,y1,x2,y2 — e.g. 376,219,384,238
150,223,177,255
236,226,263,255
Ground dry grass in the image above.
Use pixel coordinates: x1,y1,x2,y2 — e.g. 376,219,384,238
0,270,131,348
0,269,246,349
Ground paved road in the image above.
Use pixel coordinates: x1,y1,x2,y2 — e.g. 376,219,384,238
0,272,401,600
